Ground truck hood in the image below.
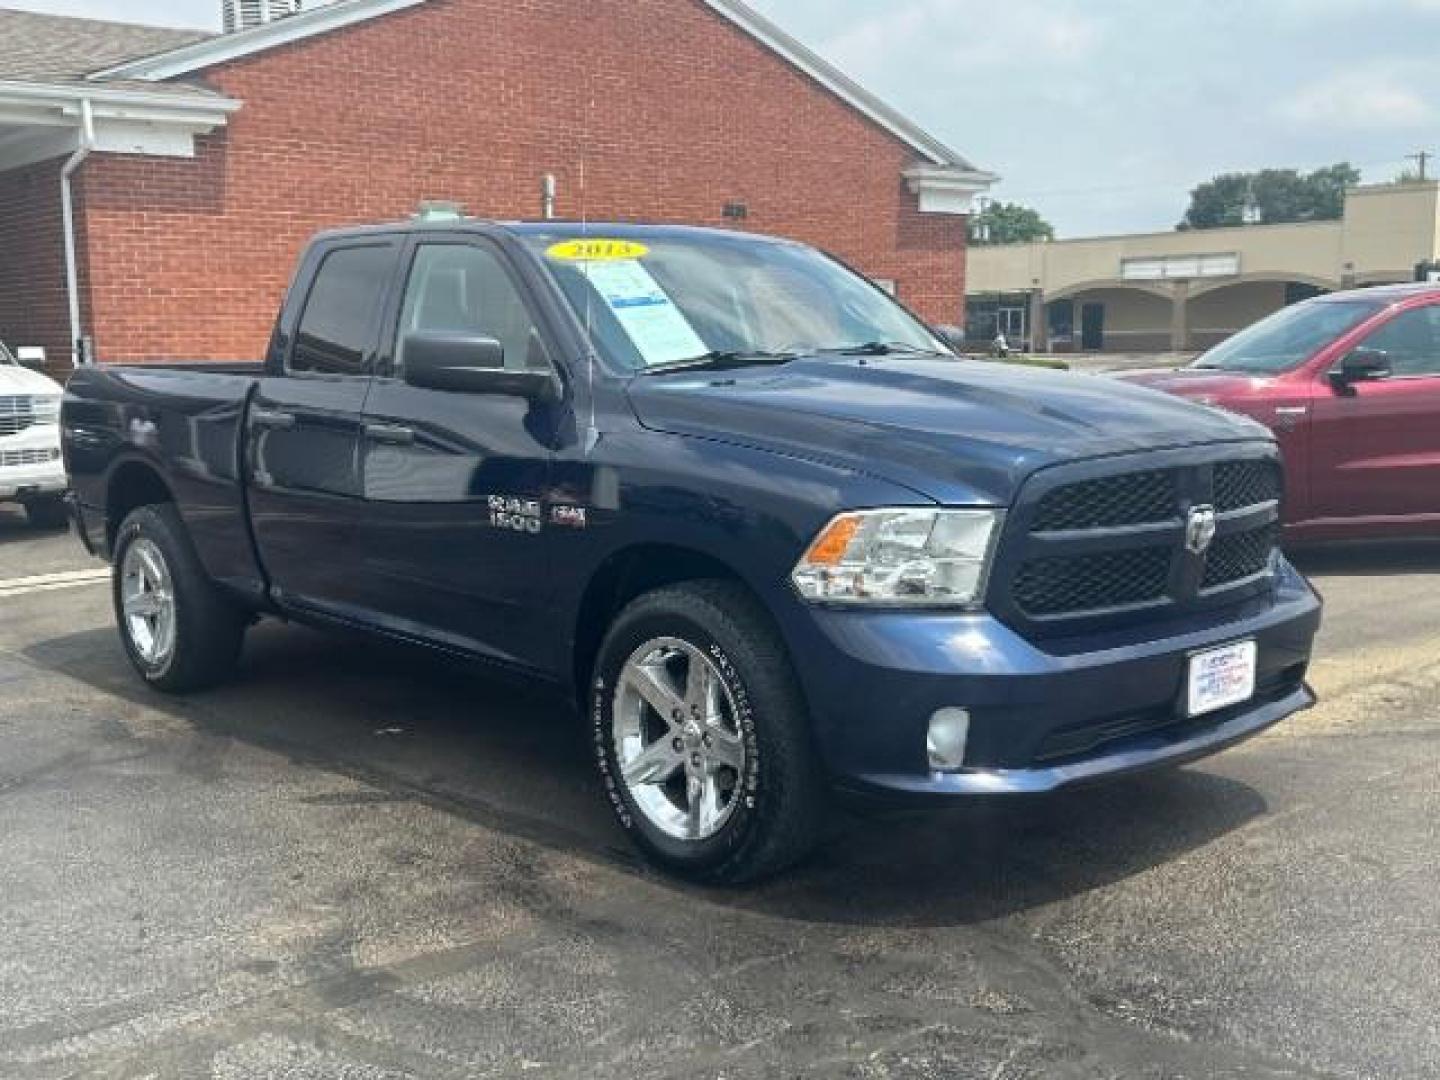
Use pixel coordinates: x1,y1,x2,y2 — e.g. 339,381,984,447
0,362,64,398
1118,366,1278,403
626,358,1270,505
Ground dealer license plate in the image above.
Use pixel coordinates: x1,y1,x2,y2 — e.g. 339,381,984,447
1187,640,1257,718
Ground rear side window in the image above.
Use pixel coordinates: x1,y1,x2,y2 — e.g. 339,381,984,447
291,245,394,375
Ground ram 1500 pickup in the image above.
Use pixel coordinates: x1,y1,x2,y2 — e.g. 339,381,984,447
64,219,1322,883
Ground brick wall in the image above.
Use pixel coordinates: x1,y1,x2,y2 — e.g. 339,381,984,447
0,159,76,373
78,0,968,362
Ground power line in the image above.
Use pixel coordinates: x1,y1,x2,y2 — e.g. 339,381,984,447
998,156,1413,203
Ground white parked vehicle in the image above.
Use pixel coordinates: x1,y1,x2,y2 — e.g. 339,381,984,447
0,341,68,528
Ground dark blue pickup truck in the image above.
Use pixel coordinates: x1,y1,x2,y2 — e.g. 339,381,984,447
63,218,1321,883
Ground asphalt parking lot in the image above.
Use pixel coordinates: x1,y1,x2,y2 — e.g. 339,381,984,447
1,507,1436,1080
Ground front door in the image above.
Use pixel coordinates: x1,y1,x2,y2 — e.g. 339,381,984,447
246,239,399,615
1081,303,1105,350
1310,302,1440,522
352,236,563,670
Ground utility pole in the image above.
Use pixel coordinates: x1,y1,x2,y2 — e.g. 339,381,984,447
1406,149,1434,181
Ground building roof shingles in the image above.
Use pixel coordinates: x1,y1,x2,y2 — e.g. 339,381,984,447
0,7,218,97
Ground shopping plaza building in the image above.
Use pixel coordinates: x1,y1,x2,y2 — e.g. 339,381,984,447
967,180,1440,353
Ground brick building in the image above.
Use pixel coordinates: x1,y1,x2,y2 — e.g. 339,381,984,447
0,0,993,371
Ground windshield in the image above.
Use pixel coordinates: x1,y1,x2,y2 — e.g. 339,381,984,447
0,340,15,366
1194,299,1384,374
522,230,948,371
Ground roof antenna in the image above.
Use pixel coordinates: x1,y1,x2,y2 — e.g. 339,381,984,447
581,67,600,455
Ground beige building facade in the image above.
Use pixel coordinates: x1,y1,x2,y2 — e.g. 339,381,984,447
967,181,1440,353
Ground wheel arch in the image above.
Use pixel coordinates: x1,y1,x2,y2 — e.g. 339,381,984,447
570,542,779,710
104,457,175,555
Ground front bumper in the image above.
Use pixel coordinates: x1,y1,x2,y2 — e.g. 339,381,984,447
778,559,1322,800
0,427,66,502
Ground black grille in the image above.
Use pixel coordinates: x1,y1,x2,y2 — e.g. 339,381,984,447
1013,545,1171,617
1000,453,1283,626
1202,525,1277,589
1031,469,1176,532
0,396,38,437
1213,460,1281,513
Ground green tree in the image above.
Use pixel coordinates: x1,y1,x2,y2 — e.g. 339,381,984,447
971,201,1055,245
1178,163,1360,230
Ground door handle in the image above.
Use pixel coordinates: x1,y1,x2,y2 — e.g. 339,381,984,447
251,408,297,431
363,423,416,446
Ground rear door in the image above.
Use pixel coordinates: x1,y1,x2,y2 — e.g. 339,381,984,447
1310,301,1440,522
350,234,564,669
247,239,400,615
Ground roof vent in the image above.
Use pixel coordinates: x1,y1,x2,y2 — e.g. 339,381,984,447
222,0,303,33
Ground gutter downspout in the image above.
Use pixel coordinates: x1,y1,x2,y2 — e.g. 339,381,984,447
61,98,95,367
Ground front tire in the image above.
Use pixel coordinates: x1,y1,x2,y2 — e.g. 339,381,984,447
112,504,246,693
24,494,69,530
592,581,826,884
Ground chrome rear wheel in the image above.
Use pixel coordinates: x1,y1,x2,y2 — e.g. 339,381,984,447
120,536,176,669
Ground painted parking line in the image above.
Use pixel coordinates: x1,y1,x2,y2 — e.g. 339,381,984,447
0,568,111,598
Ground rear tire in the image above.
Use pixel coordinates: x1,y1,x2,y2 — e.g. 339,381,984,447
24,494,69,530
592,580,826,885
112,504,246,693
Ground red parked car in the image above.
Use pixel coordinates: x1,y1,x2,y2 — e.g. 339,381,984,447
1124,284,1440,543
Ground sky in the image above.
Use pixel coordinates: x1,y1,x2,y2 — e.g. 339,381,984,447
7,0,1439,237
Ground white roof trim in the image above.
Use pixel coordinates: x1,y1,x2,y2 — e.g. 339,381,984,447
904,164,998,215
91,0,428,82
0,81,240,169
0,79,241,119
89,0,988,175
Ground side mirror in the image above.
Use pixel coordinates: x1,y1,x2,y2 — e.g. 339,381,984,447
932,325,967,354
401,331,560,403
1331,347,1391,388
15,346,47,369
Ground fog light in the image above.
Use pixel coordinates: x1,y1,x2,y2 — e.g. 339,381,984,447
927,708,971,771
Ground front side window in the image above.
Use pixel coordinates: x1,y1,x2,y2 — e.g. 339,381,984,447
396,244,545,375
1355,305,1440,377
1193,298,1384,375
291,245,394,376
522,231,945,372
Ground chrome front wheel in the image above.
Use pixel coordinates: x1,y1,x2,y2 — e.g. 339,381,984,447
613,636,748,842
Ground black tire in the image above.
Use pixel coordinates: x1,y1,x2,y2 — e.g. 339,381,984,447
112,503,246,693
592,580,826,885
24,494,69,530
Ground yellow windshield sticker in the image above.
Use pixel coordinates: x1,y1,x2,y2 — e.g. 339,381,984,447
546,239,650,262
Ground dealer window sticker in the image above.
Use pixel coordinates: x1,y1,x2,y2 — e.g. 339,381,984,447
546,241,708,367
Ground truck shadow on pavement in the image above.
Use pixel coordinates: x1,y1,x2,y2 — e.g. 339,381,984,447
26,620,1270,929
1288,539,1440,577
0,505,68,545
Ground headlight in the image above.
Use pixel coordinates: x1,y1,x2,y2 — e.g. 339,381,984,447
32,396,62,423
790,508,1002,608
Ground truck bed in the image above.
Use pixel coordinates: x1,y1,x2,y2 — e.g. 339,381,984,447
64,362,267,602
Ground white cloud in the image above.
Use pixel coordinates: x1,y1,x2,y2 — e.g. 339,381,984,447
820,0,1105,79
1277,67,1434,130
1,0,216,28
